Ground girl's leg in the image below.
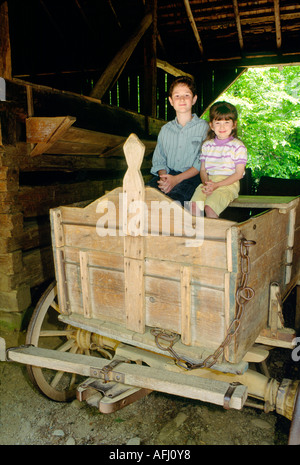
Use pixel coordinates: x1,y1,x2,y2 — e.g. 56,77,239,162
190,184,205,216
204,205,218,218
190,201,203,216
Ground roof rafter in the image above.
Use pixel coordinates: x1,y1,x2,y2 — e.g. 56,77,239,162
183,0,204,56
90,12,153,100
274,0,282,48
232,0,244,50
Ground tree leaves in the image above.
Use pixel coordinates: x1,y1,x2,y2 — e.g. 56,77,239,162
221,66,300,181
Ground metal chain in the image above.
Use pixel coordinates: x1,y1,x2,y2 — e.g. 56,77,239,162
151,238,256,370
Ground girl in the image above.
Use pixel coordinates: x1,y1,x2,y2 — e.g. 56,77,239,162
190,101,247,218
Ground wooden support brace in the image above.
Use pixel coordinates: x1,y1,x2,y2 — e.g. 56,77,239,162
26,116,76,156
285,206,296,284
268,282,284,333
256,282,295,348
180,266,192,345
80,251,92,319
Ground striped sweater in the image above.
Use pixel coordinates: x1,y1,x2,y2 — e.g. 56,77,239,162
200,136,247,175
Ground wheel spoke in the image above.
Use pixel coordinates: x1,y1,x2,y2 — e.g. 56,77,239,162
39,329,74,337
56,339,76,352
25,280,115,402
50,370,65,388
50,301,60,312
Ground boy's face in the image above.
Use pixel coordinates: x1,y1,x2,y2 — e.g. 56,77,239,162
169,84,197,115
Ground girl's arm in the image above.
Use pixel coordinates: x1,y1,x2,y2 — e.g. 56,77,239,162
200,162,209,185
204,164,245,194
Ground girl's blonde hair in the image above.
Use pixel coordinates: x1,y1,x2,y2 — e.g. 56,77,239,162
206,101,239,140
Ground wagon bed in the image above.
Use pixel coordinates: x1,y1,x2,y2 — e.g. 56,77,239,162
50,134,299,368
1,134,299,444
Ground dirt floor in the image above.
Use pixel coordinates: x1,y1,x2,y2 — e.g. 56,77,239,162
0,325,298,448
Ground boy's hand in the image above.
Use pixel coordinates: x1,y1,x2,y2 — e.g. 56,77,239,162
158,174,178,194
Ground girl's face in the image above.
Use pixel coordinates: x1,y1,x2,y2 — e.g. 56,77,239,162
210,118,236,140
169,84,197,114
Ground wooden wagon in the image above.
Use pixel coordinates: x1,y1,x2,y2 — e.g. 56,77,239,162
1,134,299,444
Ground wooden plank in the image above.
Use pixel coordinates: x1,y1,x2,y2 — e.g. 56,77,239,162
124,257,145,333
145,235,227,268
51,208,64,248
59,313,248,375
26,116,76,156
193,285,225,347
6,345,248,409
181,266,192,345
285,206,296,284
79,251,91,319
89,268,125,323
44,127,126,155
145,275,181,333
229,195,299,210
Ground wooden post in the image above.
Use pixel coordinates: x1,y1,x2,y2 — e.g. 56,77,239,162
296,285,300,332
0,1,12,79
285,206,296,284
122,134,146,333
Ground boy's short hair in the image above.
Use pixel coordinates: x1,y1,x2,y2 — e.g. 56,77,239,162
169,76,197,97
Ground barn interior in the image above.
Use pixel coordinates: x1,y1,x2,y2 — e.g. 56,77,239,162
1,0,300,327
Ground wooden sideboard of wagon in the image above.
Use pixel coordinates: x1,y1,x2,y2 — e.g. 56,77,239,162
1,134,299,444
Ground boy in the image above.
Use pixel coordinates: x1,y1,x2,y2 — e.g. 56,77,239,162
148,76,208,205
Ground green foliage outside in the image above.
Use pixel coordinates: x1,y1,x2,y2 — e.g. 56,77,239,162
206,66,300,182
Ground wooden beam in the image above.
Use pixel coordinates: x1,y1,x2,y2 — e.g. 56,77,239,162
156,59,194,79
90,13,153,100
74,0,98,41
232,0,244,50
229,195,299,210
143,0,158,117
274,0,282,48
0,1,12,79
183,0,204,56
3,344,248,410
26,116,76,156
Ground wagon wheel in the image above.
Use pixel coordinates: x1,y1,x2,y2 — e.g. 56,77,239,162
289,384,300,445
26,281,111,402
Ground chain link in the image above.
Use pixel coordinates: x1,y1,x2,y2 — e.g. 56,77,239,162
151,238,256,370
